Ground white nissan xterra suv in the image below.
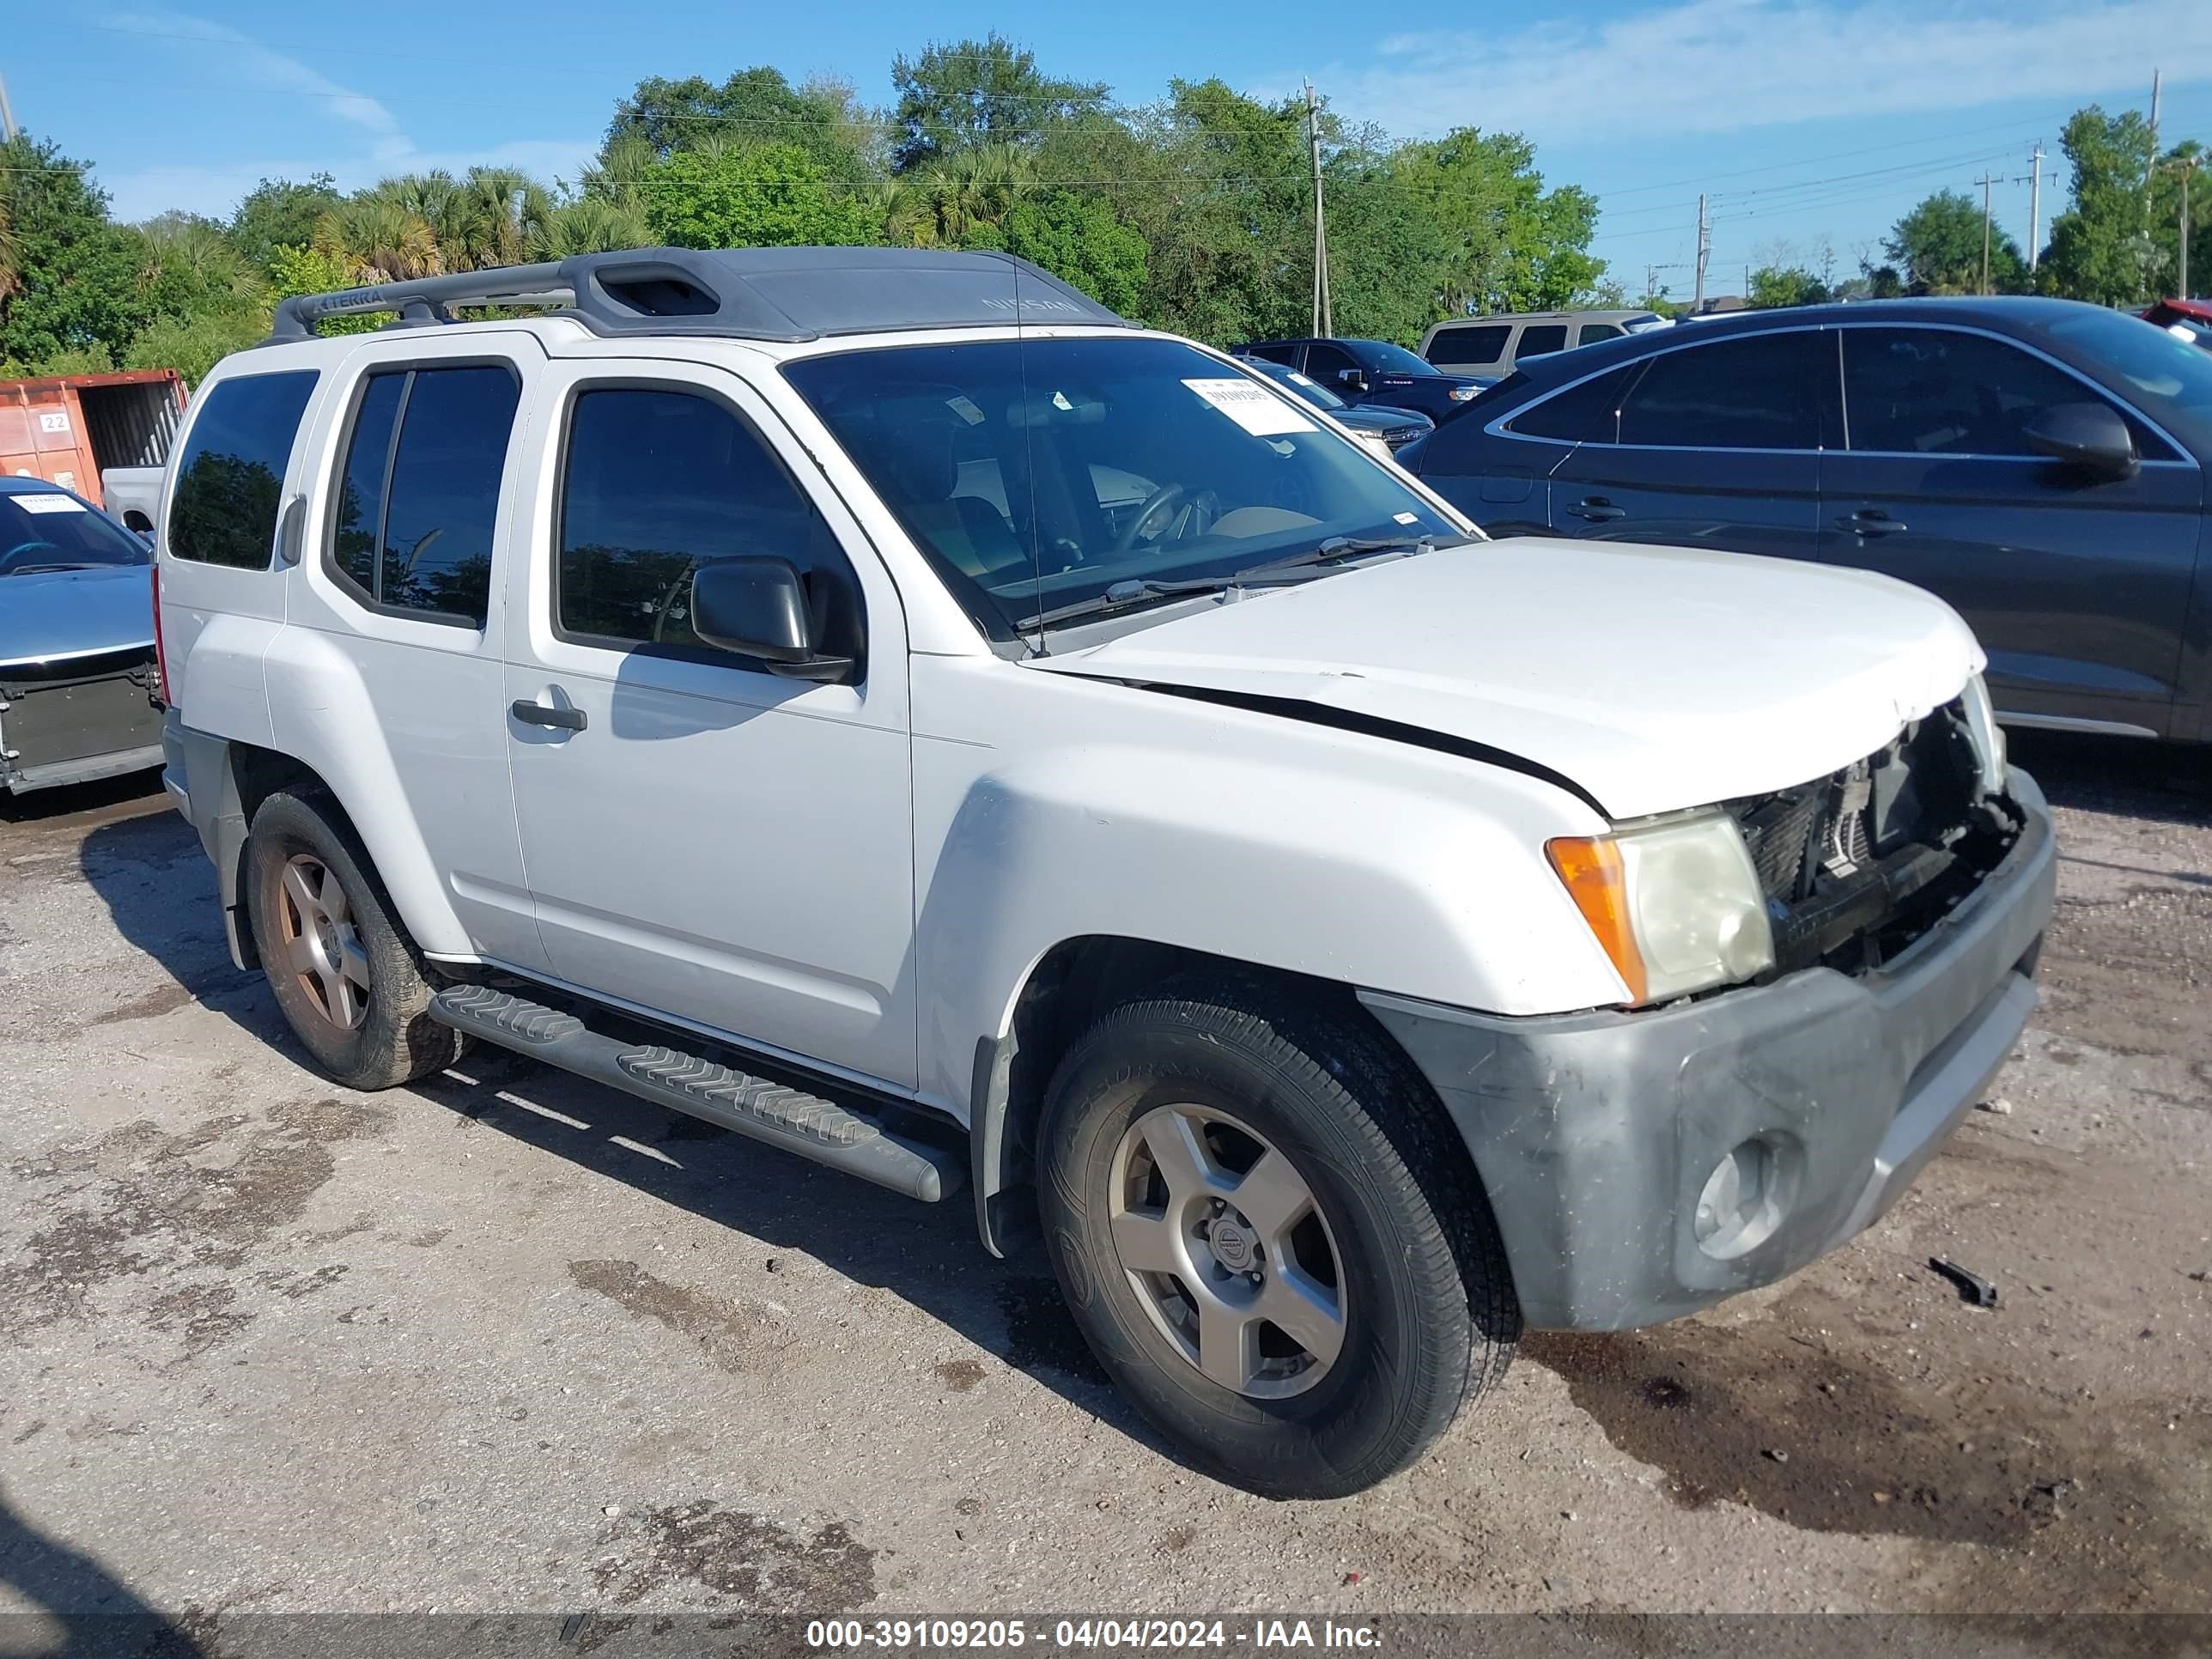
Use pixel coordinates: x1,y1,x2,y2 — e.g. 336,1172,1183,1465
155,248,2057,1498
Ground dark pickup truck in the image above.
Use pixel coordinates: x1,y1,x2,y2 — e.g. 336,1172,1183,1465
1234,337,1490,423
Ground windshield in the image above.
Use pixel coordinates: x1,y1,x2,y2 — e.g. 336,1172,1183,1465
2045,307,2212,456
785,337,1461,636
1358,341,1439,377
1248,359,1348,411
0,489,149,575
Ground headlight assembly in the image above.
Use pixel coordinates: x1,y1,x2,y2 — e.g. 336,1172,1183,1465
1959,672,2007,799
1547,811,1776,1006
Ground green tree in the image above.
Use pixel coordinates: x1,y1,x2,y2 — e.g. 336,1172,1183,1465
2148,141,2209,298
1112,79,1310,343
890,34,1107,173
1883,189,2026,295
1320,144,1451,343
2041,106,2156,304
606,68,878,180
963,189,1147,314
641,143,879,249
228,175,343,270
268,244,385,335
528,197,653,259
123,311,266,386
1389,129,1603,318
0,133,150,369
1747,264,1831,308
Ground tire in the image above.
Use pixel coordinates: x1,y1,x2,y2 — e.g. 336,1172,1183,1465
244,787,463,1091
1036,975,1519,1499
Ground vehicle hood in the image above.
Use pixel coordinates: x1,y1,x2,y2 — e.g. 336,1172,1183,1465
1030,538,1984,820
0,564,154,670
1330,404,1431,434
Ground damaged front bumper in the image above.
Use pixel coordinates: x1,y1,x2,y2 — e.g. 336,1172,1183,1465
1360,768,2057,1332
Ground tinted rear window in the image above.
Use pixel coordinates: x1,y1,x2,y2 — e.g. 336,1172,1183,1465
326,365,520,626
1515,325,1570,360
1619,332,1825,449
167,371,319,568
1428,324,1509,364
1507,365,1638,442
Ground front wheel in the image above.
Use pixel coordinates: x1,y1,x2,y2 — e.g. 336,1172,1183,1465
245,787,463,1091
1036,980,1519,1498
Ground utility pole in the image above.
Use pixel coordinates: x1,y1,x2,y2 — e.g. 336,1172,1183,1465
2027,143,2045,270
1693,194,1710,313
1305,82,1331,338
1975,172,1997,295
2148,69,2162,190
2166,155,2203,299
0,70,18,143
2185,162,2195,301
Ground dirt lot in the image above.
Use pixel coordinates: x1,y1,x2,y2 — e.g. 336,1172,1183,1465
0,733,2206,1633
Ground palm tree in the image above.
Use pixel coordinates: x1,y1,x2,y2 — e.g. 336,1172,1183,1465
527,198,653,259
458,167,554,268
313,196,442,283
894,144,1037,247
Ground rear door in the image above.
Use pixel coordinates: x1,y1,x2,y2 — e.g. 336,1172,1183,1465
501,358,919,1089
279,331,548,972
1507,322,1570,372
1821,324,2204,734
1544,327,1831,560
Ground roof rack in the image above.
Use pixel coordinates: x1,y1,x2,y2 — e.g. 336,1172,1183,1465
264,246,1135,346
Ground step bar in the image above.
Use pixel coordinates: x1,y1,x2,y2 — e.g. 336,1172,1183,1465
428,985,963,1203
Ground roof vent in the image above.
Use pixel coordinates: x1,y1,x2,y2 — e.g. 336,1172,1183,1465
597,271,720,318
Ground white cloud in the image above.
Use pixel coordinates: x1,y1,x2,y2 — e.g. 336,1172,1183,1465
93,11,596,222
110,9,406,158
102,139,600,223
1328,0,2211,143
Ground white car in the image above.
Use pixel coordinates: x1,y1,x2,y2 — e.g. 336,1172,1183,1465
155,247,2056,1498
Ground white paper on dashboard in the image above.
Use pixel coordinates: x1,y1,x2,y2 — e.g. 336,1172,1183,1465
1182,379,1319,437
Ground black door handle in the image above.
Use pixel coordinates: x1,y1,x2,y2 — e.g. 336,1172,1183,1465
1567,497,1626,522
1838,509,1909,536
509,699,586,731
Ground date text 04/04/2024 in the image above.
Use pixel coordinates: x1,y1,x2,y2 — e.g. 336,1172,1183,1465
803,1619,1381,1650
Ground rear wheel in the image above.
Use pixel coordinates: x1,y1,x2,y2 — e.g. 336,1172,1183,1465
245,788,462,1090
1037,978,1519,1498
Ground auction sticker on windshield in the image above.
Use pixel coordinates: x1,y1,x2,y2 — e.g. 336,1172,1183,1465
14,494,87,514
1183,378,1318,437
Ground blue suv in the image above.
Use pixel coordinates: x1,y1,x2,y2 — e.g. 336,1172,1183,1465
1404,298,2212,743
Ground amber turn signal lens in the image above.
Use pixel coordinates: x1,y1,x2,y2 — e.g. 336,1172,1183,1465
1546,836,1649,1005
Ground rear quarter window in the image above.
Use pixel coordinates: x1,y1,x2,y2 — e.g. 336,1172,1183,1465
167,371,319,568
1428,324,1509,366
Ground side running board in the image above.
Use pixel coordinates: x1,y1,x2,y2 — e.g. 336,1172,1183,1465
428,985,963,1203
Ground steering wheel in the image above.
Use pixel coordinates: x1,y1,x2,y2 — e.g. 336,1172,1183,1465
0,540,65,574
1115,483,1190,553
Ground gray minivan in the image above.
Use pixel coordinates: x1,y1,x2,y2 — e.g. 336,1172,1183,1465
1421,308,1671,380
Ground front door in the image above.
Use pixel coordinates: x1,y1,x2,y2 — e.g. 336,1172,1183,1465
1545,327,1830,562
502,360,919,1089
1820,325,2205,735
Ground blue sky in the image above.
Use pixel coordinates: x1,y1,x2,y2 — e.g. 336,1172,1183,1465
8,1,2209,301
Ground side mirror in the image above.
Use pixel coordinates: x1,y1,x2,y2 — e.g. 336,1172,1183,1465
1336,368,1368,392
689,556,853,682
2024,403,2138,479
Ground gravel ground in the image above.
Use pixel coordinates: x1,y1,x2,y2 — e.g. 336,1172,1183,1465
0,732,2205,1634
